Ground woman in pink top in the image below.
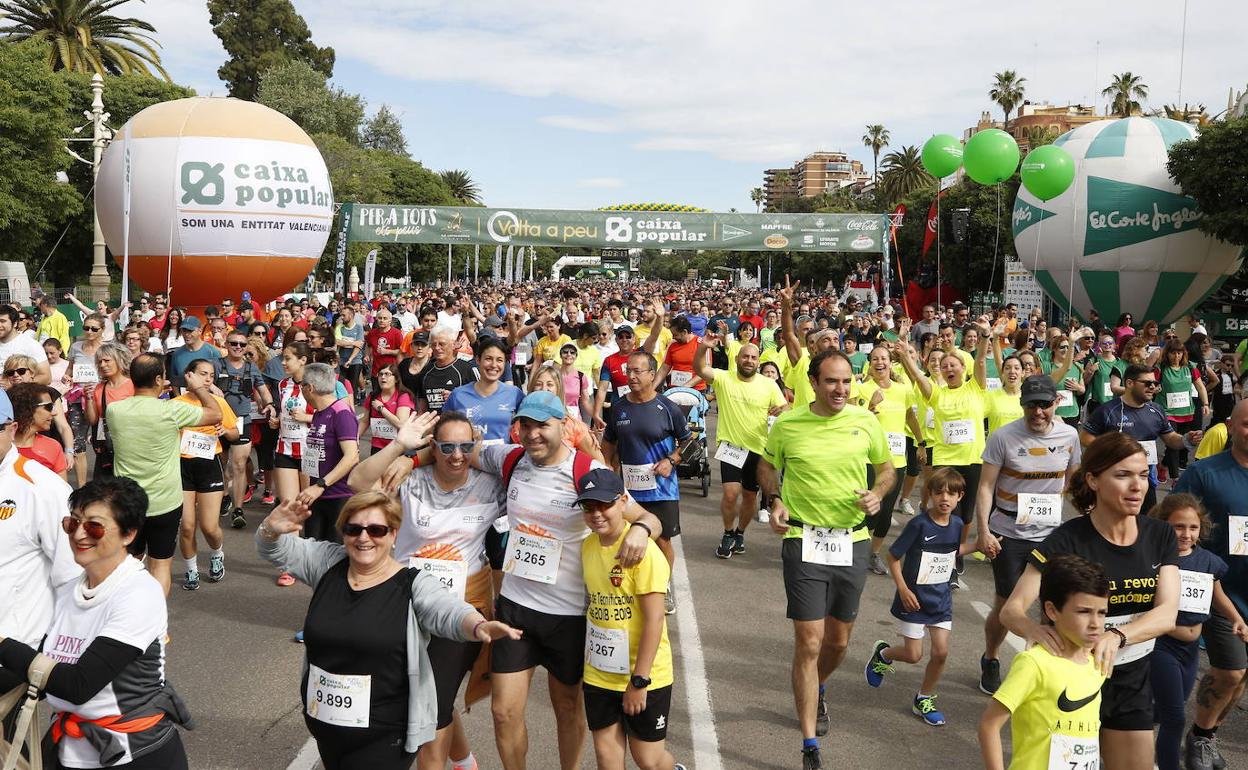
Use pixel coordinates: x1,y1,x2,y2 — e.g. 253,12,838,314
363,363,414,451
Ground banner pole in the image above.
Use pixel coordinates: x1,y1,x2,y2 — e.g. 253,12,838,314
121,143,131,306
446,244,452,286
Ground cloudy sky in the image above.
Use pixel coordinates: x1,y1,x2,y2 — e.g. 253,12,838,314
132,0,1242,212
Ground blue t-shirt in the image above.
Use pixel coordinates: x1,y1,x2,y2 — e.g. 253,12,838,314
602,394,692,503
1084,398,1173,445
1175,545,1228,626
170,343,222,381
443,382,524,443
1174,452,1248,614
888,512,964,625
708,314,739,335
685,314,709,337
337,319,365,366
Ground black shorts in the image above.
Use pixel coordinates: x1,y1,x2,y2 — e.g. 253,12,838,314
128,507,182,560
1202,612,1248,670
180,456,225,493
719,451,761,492
639,499,680,540
781,536,869,622
1101,658,1154,731
990,533,1036,599
221,420,252,447
426,635,483,730
274,452,301,471
583,683,672,742
904,436,922,477
491,595,586,686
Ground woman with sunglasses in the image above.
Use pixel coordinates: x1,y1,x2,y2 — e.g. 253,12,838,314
64,292,124,341
216,331,275,527
556,342,593,421
1089,335,1127,409
363,364,414,451
1155,340,1209,486
82,342,134,478
9,382,69,479
257,490,520,770
0,476,194,769
1046,332,1087,429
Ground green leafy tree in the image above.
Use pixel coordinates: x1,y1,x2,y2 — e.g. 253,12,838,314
749,187,763,212
1103,72,1148,117
256,60,363,144
208,0,334,100
861,124,890,183
0,41,82,265
362,105,408,156
879,145,932,205
1168,117,1248,246
0,0,169,78
439,169,482,204
989,70,1027,129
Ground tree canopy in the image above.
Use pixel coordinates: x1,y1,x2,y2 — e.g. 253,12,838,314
208,0,334,100
1168,117,1248,247
362,105,408,156
0,0,169,79
256,60,363,144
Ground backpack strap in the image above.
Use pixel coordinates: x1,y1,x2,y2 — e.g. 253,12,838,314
571,449,593,486
501,446,526,489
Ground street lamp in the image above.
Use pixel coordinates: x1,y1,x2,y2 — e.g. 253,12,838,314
62,73,114,302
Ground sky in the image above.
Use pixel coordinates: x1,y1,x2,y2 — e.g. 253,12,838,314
129,0,1244,213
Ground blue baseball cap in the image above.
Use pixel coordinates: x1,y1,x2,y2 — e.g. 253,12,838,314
575,468,626,504
515,391,566,423
180,315,201,330
0,389,12,424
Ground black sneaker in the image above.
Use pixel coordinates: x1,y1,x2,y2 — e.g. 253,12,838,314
183,569,200,591
208,553,225,583
1212,734,1227,770
715,531,735,559
732,529,746,554
815,694,829,736
979,657,1001,695
219,495,233,517
801,746,822,770
1187,732,1217,770
231,508,246,530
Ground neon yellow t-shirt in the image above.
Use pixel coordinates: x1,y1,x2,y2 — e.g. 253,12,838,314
992,645,1105,770
710,368,787,455
929,377,987,466
856,379,912,467
574,343,602,384
635,324,673,363
534,334,571,366
582,535,672,691
784,351,814,409
1196,422,1228,459
986,387,1024,436
765,404,890,540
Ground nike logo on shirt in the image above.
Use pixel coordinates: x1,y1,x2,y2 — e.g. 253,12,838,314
1057,687,1100,712
924,535,938,541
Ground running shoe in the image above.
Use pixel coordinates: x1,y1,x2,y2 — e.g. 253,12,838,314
732,529,746,554
815,694,829,736
950,574,962,591
901,499,916,516
231,508,246,530
912,694,946,726
1212,735,1227,770
865,640,893,687
183,569,200,591
219,495,233,516
674,765,688,770
294,630,304,643
757,507,770,524
277,571,296,587
715,531,735,559
979,657,1001,695
1186,733,1216,770
801,746,822,770
243,484,255,504
208,554,225,583
868,552,888,575
262,491,276,505
664,584,676,616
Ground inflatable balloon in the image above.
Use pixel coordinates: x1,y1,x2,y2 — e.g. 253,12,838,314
1013,117,1241,324
921,134,963,179
96,98,334,307
963,128,1020,185
1020,145,1075,201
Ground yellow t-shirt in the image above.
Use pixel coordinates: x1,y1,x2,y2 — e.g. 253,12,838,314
856,379,913,467
992,645,1106,770
986,387,1025,436
929,377,988,466
534,334,572,366
784,351,814,409
635,324,673,363
710,368,787,455
574,343,602,385
581,535,672,691
173,394,237,457
1196,422,1228,459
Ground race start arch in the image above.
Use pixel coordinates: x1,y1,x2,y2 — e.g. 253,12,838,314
335,203,890,291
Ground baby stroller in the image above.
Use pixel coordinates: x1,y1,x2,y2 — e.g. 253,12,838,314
663,386,712,497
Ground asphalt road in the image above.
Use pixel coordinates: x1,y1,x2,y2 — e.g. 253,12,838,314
164,413,1248,770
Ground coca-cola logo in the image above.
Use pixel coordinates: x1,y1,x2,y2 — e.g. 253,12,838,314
846,219,879,231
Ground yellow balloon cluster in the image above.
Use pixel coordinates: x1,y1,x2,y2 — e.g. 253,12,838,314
597,203,709,212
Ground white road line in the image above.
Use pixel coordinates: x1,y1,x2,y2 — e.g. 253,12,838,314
286,737,320,770
672,536,724,770
970,600,1026,653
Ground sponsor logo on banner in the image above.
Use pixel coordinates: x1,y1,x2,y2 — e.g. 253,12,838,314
1011,199,1056,238
764,234,789,248
1083,177,1205,255
851,234,875,250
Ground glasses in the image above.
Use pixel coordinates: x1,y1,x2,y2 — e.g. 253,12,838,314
1056,345,1070,350
341,522,393,538
1026,400,1055,410
626,368,653,375
435,440,477,455
228,340,248,348
561,350,577,356
1135,380,1161,389
36,401,55,411
251,329,267,335
82,325,101,332
62,516,108,539
3,368,29,377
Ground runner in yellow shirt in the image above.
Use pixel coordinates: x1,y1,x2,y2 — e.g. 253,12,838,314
533,318,571,368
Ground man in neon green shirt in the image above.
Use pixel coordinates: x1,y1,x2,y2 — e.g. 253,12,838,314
759,348,894,767
35,296,70,350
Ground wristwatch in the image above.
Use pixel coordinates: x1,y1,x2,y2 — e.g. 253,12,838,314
313,477,328,489
630,674,651,690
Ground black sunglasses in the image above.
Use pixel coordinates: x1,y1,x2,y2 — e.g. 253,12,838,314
36,401,55,411
1026,400,1055,410
341,522,392,538
62,516,108,539
228,340,248,347
3,368,29,377
435,440,477,455
1135,380,1161,388
82,325,101,332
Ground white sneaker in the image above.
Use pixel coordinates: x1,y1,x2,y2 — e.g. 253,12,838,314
757,507,770,523
901,500,916,516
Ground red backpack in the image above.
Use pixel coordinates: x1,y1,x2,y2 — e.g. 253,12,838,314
500,446,595,491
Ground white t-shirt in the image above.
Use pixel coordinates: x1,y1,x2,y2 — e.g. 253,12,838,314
0,447,79,646
395,311,419,334
0,332,48,365
395,467,505,576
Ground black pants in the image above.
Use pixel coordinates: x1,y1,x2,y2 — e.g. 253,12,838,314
867,466,905,539
306,497,347,543
309,724,415,770
1163,419,1191,478
256,421,278,473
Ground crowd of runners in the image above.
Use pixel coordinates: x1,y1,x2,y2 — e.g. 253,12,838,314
1,276,1248,770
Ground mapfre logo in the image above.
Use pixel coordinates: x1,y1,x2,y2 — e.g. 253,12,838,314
0,499,16,521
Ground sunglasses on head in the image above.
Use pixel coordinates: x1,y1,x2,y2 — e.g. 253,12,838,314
3,367,28,377
341,522,393,538
435,440,476,455
82,325,101,332
62,516,108,538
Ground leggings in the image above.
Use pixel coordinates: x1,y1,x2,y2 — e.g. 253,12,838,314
256,421,278,472
1151,634,1199,770
1164,418,1191,478
934,463,982,528
309,724,416,770
867,466,905,538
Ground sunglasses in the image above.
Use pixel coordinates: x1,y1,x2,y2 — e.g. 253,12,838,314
62,516,108,539
82,326,101,332
1026,400,1055,410
435,440,477,455
341,522,393,538
1135,380,1161,388
251,329,267,335
228,340,248,348
3,368,29,377
36,401,55,411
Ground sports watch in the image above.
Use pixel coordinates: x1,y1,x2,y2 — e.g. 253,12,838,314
630,674,651,690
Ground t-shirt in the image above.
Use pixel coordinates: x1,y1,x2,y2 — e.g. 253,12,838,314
106,396,203,515
573,343,602,388
444,382,524,443
1194,422,1228,459
765,404,890,540
710,368,787,456
929,378,988,466
600,350,632,406
214,358,264,425
18,435,67,475
582,535,672,691
394,467,505,577
685,314,708,336
168,342,221,382
985,387,1025,436
1173,452,1248,614
662,337,705,390
888,512,963,624
634,324,672,363
1090,357,1126,403
784,351,815,409
416,359,480,413
0,333,47,366
981,419,1081,541
366,390,415,449
604,394,691,502
305,399,359,499
855,379,912,468
1174,546,1227,627
534,334,572,366
1083,398,1173,445
992,645,1106,770
173,394,237,458
364,326,404,374
336,319,365,366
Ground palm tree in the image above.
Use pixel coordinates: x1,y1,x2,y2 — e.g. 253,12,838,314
1102,72,1149,117
1161,103,1209,126
879,145,933,204
749,187,764,212
989,70,1027,130
439,169,481,204
0,0,169,78
861,124,890,184
1025,126,1058,149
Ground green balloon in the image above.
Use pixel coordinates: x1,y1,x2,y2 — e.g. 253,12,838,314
922,134,963,178
963,129,1020,185
1019,144,1075,201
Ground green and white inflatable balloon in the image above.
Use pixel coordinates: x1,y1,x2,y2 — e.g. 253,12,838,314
1012,117,1242,324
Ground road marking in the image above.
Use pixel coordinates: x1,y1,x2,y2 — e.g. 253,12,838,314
970,600,1026,652
672,536,724,770
287,737,320,770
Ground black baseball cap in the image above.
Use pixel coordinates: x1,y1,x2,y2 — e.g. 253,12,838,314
410,331,430,346
1020,375,1059,406
614,325,635,337
575,468,626,505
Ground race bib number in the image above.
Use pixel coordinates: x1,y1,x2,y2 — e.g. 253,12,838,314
514,343,531,366
369,417,396,440
1224,376,1235,396
1105,613,1155,665
280,416,307,442
1179,570,1214,615
179,430,216,459
1016,493,1062,527
72,362,98,384
715,441,748,468
1139,439,1158,466
616,384,631,397
409,557,468,602
301,445,323,477
622,463,657,491
502,531,562,584
986,377,1002,390
669,369,693,387
586,622,630,675
1229,516,1248,556
860,343,874,355
1166,391,1191,410
801,525,853,566
767,414,777,430
925,407,935,430
1056,390,1074,409
916,549,955,585
1103,382,1113,400
306,664,370,728
887,432,905,457
942,419,973,445
1047,733,1099,770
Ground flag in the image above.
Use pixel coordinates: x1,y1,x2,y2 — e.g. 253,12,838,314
363,249,378,298
120,142,132,305
504,245,514,284
921,191,945,259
